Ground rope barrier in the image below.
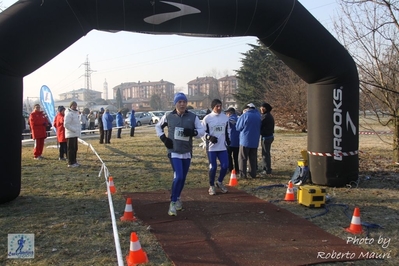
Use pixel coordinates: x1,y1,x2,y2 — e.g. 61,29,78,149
78,138,124,266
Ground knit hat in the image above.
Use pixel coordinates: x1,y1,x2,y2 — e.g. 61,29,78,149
100,107,104,112
261,102,272,112
69,101,77,108
58,106,65,112
173,92,188,105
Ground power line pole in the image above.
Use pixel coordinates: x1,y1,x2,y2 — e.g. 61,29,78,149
81,55,96,101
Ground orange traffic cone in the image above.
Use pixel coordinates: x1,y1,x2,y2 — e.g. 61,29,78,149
106,176,116,194
121,198,137,221
345,207,363,234
284,181,295,201
126,232,149,266
228,169,238,186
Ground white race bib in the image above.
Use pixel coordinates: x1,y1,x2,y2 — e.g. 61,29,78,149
174,127,189,141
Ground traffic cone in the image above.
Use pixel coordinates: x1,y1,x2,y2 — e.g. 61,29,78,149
106,176,116,194
126,232,149,266
228,169,238,186
284,181,295,201
121,198,137,221
345,207,363,234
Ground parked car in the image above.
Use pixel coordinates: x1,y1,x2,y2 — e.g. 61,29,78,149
150,111,165,124
126,112,153,126
188,109,207,120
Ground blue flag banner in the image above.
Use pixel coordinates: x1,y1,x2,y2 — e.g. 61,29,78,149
40,85,56,133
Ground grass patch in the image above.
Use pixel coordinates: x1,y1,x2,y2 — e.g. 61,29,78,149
1,118,398,265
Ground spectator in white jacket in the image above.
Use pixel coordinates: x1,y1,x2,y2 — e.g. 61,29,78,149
64,101,81,168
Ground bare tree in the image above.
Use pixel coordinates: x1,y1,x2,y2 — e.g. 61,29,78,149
265,67,308,132
334,0,399,161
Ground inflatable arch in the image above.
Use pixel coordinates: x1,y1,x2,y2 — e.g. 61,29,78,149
0,0,359,203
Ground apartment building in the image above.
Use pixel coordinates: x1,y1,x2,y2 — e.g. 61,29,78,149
112,80,175,111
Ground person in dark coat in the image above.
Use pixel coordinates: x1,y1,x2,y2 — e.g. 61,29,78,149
260,102,275,175
129,109,137,137
97,108,105,144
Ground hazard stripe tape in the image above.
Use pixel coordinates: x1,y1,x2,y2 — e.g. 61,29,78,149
307,150,359,157
359,131,392,135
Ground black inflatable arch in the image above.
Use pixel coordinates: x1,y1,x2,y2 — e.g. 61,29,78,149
0,0,359,203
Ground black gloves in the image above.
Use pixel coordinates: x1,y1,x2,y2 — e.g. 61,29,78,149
206,135,218,144
160,134,173,149
183,128,198,137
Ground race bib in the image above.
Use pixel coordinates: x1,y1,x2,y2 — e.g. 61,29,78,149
174,127,189,141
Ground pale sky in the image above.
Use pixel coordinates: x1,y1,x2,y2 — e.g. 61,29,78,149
1,0,339,100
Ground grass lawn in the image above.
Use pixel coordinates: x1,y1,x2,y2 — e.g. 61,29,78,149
1,116,398,265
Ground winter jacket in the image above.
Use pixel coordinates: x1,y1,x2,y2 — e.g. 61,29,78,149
29,110,48,139
227,113,240,148
116,112,124,127
102,111,114,130
53,112,66,143
129,110,136,127
236,109,261,148
64,108,81,138
260,112,275,138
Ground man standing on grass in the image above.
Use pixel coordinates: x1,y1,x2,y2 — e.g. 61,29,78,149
236,103,261,179
64,101,81,168
202,99,230,196
155,92,205,216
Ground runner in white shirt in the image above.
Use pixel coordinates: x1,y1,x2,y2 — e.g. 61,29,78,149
201,99,230,195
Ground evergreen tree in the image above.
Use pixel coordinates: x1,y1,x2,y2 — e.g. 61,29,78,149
235,41,308,131
116,88,123,109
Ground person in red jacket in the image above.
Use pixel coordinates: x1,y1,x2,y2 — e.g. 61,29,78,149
29,104,48,160
53,106,67,161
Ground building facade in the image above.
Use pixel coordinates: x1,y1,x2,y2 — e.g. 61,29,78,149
218,75,238,109
58,88,102,102
112,80,175,111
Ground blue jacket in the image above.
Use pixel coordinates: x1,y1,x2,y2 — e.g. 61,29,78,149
236,109,261,148
129,110,136,127
228,113,240,147
102,112,114,130
116,112,124,127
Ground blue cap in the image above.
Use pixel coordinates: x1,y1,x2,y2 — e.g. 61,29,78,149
173,92,188,105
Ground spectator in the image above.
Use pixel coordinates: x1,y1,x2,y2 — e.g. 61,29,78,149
202,99,230,195
260,102,275,175
102,109,114,144
155,92,205,216
129,109,137,137
64,101,81,168
87,111,96,132
236,103,261,179
225,107,240,174
97,108,105,144
29,104,48,160
79,111,88,132
116,110,124,138
53,106,67,161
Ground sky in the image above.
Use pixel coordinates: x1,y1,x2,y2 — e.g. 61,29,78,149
1,0,339,100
